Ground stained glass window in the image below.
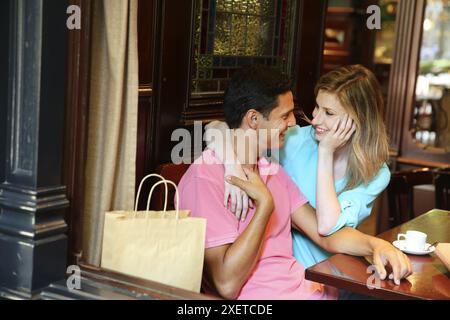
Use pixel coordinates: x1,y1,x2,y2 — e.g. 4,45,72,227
191,0,298,97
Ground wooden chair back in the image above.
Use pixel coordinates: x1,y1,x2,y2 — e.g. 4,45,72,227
434,167,450,210
151,163,190,211
385,167,434,228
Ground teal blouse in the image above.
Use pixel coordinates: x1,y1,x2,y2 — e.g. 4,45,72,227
279,125,391,268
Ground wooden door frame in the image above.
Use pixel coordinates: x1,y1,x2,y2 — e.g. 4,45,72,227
385,0,450,167
63,0,93,265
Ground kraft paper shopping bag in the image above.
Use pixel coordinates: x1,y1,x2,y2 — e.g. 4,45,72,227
101,174,206,292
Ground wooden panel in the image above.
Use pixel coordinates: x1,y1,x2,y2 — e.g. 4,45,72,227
385,0,425,154
0,0,9,184
63,0,93,265
294,0,327,123
0,0,69,298
136,0,156,203
151,0,195,167
138,0,155,85
352,0,379,71
182,99,225,125
135,91,155,210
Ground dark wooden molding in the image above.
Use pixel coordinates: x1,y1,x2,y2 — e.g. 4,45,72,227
0,185,68,238
135,0,157,204
353,0,379,72
327,6,354,14
385,0,425,154
138,0,155,86
139,84,153,96
0,0,69,299
63,0,93,266
396,157,450,169
40,263,217,300
0,0,8,187
182,98,225,124
150,0,195,168
136,94,154,210
294,0,327,122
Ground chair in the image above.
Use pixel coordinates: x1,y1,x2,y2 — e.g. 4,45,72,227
155,162,212,295
152,163,190,211
434,167,450,210
384,167,434,229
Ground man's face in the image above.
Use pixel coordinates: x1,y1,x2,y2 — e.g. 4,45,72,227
258,91,296,150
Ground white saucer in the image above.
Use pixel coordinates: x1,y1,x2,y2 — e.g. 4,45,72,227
393,240,435,255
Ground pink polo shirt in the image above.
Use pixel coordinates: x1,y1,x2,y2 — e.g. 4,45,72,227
177,149,338,300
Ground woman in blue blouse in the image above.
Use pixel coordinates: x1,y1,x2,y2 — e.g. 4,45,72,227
206,65,390,268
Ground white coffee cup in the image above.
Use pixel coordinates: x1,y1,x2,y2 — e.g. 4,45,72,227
397,230,427,251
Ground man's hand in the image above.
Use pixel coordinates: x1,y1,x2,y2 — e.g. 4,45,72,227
205,168,274,299
226,166,273,213
370,238,413,285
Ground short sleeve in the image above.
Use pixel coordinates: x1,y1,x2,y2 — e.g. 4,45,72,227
325,163,391,236
281,167,309,212
278,125,306,165
178,177,239,249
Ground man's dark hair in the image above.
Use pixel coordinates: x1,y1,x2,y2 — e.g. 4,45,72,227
223,65,292,129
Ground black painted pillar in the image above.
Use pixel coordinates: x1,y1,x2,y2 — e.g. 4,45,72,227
0,0,69,299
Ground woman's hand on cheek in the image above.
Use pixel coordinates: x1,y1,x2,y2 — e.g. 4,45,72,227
319,114,356,153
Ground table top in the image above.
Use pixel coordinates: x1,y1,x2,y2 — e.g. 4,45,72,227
305,209,450,300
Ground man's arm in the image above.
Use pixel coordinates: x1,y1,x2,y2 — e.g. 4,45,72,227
291,204,412,285
204,168,273,299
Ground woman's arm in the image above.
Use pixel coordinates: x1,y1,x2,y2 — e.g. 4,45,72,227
316,146,341,235
205,121,252,220
205,120,236,164
291,203,412,285
316,115,355,235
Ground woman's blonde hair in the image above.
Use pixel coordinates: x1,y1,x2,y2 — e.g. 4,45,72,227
314,64,389,191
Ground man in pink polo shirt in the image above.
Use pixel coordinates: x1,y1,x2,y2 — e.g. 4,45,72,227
178,65,411,300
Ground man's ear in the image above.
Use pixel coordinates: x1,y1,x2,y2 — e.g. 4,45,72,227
243,109,259,129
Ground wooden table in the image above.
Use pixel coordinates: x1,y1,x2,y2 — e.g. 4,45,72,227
305,209,450,300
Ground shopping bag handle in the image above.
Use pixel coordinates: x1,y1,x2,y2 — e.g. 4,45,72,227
148,180,180,219
135,174,168,212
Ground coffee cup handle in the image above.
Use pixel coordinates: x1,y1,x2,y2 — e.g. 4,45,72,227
397,234,407,241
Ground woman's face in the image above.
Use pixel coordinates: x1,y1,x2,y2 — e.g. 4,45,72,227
311,90,349,142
